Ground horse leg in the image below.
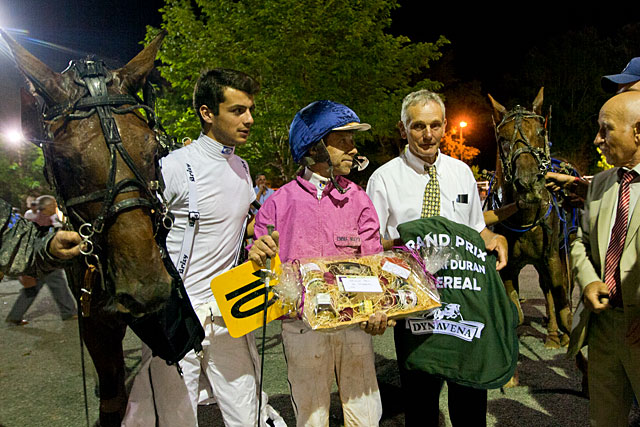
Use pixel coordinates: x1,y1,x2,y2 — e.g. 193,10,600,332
575,350,589,398
542,287,563,348
547,254,572,337
500,264,521,388
81,313,128,427
501,265,524,326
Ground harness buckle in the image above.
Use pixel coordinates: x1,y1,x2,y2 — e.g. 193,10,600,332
188,211,200,226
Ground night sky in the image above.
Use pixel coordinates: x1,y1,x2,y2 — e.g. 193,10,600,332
0,0,638,162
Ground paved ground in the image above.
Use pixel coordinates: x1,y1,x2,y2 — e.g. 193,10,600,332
1,266,638,426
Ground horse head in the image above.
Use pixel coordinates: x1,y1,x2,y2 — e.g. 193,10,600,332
488,88,551,208
2,30,173,316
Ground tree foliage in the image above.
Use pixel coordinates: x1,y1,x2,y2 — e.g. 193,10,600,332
439,131,480,165
147,0,447,184
0,140,48,210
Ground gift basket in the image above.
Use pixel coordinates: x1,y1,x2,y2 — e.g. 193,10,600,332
272,248,448,331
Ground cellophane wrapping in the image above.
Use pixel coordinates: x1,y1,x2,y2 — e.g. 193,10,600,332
272,249,443,331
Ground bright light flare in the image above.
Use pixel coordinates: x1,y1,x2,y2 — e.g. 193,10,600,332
459,121,468,128
3,128,24,145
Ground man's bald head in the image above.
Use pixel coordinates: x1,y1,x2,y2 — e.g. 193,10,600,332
602,91,640,124
595,91,640,168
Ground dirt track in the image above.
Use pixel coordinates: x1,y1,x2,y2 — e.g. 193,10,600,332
1,266,639,426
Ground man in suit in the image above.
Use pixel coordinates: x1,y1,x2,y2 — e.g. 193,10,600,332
570,90,640,426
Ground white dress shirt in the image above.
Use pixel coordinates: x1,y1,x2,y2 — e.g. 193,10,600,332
367,146,485,240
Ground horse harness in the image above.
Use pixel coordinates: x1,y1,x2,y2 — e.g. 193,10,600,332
31,59,176,314
494,105,551,185
491,105,554,233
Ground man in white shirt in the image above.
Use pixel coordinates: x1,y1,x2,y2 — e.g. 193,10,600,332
123,69,282,426
366,90,507,426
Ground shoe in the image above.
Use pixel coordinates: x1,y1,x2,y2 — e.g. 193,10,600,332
6,319,29,326
62,314,78,321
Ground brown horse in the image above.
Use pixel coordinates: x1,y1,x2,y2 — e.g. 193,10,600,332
2,30,174,425
487,88,573,354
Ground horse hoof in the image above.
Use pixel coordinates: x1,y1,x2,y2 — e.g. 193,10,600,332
560,333,570,347
509,291,524,325
504,374,520,388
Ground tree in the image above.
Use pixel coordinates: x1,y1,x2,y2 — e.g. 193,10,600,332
0,140,48,209
147,0,447,184
439,130,480,165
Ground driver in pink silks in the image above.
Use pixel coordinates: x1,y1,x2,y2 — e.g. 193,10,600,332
249,100,394,427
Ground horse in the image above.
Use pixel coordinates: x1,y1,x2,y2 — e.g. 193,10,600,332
2,30,177,426
486,88,573,355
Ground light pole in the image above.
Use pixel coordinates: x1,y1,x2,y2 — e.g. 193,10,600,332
459,121,468,143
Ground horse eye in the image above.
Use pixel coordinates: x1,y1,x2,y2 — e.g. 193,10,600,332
538,129,547,137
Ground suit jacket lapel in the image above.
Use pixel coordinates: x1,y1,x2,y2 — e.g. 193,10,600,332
625,189,640,250
596,175,618,269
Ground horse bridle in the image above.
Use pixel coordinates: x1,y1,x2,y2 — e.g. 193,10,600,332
494,105,551,184
33,59,176,302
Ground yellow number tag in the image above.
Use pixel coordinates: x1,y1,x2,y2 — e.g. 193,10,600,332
211,255,290,337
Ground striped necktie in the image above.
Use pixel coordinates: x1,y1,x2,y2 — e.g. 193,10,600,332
421,164,440,218
604,169,638,306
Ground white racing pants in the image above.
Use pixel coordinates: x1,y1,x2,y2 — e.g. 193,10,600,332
122,314,285,427
282,319,382,427
121,344,196,427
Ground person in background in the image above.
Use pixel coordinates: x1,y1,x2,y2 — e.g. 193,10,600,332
24,198,38,221
254,172,275,206
601,57,640,94
5,195,78,325
0,198,81,277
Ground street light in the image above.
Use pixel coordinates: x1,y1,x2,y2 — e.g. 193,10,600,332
5,128,24,145
459,121,468,143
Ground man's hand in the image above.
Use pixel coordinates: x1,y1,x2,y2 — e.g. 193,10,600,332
48,230,83,260
480,228,508,270
626,317,640,346
248,231,280,267
360,311,396,336
544,171,576,192
381,237,403,251
583,281,611,313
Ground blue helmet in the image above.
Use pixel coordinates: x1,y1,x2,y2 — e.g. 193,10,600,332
289,100,370,164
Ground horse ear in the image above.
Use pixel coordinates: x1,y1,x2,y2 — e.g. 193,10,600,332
20,87,44,143
116,30,167,94
487,94,507,123
0,29,69,105
532,87,544,115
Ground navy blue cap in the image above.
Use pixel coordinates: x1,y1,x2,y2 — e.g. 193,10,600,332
602,58,640,93
289,100,370,163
